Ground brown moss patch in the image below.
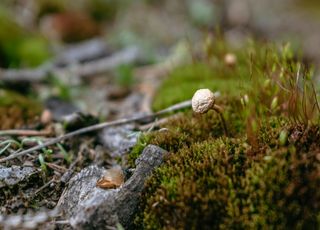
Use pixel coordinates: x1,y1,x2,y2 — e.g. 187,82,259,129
0,90,42,129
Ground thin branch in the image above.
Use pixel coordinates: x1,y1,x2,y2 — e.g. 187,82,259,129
139,113,183,131
0,100,191,163
0,129,52,137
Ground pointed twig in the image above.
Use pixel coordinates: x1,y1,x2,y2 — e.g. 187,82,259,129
0,100,191,163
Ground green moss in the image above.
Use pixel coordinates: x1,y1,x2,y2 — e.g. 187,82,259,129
135,122,319,229
243,144,320,229
17,37,51,67
137,137,249,229
128,97,244,168
0,6,51,68
129,38,320,228
152,62,248,112
151,39,277,112
128,134,151,167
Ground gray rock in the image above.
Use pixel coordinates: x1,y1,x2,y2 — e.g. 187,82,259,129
0,165,38,189
57,165,106,216
57,145,167,229
99,124,138,158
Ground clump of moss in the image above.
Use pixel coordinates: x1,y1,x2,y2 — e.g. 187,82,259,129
135,121,320,229
137,137,249,229
129,37,320,228
243,138,320,229
127,97,244,167
0,90,42,129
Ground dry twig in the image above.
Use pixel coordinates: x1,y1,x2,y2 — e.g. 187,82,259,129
0,129,52,137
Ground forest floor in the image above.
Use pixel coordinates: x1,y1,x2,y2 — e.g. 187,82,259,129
0,0,319,229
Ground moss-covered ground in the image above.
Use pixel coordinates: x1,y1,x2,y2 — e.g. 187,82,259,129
128,37,320,229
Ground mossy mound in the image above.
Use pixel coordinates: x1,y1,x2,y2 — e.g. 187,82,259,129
134,115,320,229
128,97,244,168
129,38,320,228
0,90,42,129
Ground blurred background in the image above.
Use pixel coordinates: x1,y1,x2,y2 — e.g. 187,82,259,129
1,0,320,223
1,0,320,67
1,0,320,127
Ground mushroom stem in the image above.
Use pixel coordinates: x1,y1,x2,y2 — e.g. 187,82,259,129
212,104,223,113
213,104,228,136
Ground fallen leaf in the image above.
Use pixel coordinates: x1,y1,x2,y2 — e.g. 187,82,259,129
96,166,124,189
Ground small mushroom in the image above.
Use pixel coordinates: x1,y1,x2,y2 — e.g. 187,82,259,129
192,89,215,114
224,53,237,67
192,89,228,136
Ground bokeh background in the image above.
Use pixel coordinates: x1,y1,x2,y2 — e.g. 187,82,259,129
1,0,320,68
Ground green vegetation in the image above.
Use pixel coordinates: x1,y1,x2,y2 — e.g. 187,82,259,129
86,0,123,22
115,64,135,87
36,0,66,18
0,90,42,129
128,38,320,228
0,6,51,68
152,38,254,111
296,0,320,17
136,123,319,229
152,63,246,111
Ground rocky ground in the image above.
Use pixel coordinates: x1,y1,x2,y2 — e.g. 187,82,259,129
0,0,319,229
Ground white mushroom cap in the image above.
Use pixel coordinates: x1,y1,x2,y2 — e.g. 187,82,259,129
224,53,237,66
192,89,215,114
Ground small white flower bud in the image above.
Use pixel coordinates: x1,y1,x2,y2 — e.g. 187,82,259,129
192,89,215,114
